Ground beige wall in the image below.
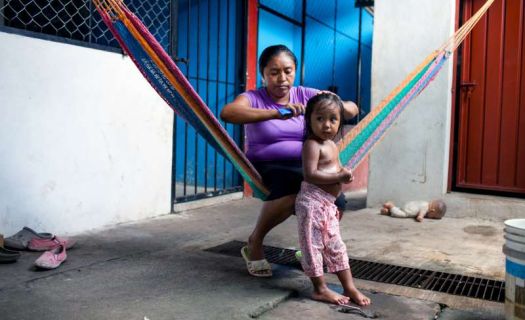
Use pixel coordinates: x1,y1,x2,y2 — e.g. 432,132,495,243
367,0,456,206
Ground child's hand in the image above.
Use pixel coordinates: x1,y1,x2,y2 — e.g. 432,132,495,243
338,167,354,183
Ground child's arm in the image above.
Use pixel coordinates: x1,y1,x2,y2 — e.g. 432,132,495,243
302,140,349,184
415,210,426,222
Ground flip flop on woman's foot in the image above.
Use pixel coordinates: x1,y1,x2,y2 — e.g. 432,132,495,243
241,246,272,277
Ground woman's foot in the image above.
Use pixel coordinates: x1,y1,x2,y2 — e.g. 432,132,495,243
247,236,265,261
312,287,350,305
241,246,272,277
343,287,371,306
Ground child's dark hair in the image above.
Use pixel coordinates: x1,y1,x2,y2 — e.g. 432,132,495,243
258,45,298,75
304,92,345,140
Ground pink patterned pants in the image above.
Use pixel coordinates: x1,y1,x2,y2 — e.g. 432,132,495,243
295,182,349,277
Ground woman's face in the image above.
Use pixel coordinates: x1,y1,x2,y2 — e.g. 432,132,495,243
262,52,296,100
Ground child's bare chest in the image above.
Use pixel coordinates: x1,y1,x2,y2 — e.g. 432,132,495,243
318,144,340,173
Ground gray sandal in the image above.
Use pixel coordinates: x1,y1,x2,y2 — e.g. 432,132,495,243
4,227,53,250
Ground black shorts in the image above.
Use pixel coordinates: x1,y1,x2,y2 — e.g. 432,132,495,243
253,160,346,210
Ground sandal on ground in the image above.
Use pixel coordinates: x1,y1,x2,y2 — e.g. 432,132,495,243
28,236,76,251
240,246,272,277
0,247,21,263
34,244,67,270
4,227,54,250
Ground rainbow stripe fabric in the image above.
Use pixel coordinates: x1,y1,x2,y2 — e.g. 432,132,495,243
95,0,269,199
339,51,449,169
94,0,494,200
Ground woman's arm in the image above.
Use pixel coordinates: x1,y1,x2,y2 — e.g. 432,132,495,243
220,95,280,124
302,140,349,185
342,100,359,120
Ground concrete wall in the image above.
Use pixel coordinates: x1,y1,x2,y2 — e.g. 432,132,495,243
367,0,455,206
0,32,173,236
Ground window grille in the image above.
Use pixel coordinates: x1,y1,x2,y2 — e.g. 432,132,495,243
0,0,172,51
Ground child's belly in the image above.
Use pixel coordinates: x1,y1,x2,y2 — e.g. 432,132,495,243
317,183,342,198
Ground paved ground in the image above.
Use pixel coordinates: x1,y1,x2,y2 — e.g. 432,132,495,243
0,192,512,319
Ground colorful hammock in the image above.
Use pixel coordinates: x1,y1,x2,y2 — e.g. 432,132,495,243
339,0,495,168
93,0,494,199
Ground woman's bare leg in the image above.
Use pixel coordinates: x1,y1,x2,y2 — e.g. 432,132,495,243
247,194,296,260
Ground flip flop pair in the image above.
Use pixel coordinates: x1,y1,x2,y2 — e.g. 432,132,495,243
240,246,272,277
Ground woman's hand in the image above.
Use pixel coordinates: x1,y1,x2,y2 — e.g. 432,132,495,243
316,90,336,96
280,103,305,119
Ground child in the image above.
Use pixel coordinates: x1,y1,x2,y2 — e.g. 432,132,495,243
380,200,447,222
295,92,370,306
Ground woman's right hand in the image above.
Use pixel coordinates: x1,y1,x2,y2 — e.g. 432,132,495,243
280,103,305,119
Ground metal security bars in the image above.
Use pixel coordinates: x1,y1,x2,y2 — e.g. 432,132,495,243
0,0,172,51
258,0,373,125
172,0,244,204
1,0,245,205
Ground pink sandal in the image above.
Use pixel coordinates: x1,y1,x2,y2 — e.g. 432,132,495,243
34,244,67,269
28,236,76,251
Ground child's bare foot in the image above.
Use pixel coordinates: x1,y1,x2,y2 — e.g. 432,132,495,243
344,288,371,306
380,208,389,215
312,287,350,305
415,215,424,222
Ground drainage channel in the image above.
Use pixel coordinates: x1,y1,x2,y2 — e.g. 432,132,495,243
205,240,505,303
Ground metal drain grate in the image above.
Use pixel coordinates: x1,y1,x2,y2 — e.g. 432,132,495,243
206,240,505,303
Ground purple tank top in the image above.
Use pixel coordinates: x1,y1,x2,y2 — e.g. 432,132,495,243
242,86,319,162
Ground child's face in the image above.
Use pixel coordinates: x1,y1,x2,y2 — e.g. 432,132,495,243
309,102,341,141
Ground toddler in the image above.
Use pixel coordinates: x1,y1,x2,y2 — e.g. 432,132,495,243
295,92,370,306
380,200,447,222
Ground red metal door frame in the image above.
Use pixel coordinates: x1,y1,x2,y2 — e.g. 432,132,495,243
447,0,525,196
448,0,462,192
243,0,258,197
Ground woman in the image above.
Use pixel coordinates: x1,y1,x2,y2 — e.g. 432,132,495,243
220,45,359,277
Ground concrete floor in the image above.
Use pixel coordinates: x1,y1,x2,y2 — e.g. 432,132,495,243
0,191,518,319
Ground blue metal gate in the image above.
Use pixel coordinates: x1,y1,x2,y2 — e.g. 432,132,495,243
172,0,245,204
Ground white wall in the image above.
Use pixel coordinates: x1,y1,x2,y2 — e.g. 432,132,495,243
367,0,455,206
0,32,174,236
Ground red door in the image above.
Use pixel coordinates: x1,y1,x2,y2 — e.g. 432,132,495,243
455,0,525,195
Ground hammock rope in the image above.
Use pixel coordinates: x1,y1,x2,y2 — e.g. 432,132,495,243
93,0,494,199
338,0,494,169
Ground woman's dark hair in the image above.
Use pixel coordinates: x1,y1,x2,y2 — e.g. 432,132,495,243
304,93,345,140
258,45,298,75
